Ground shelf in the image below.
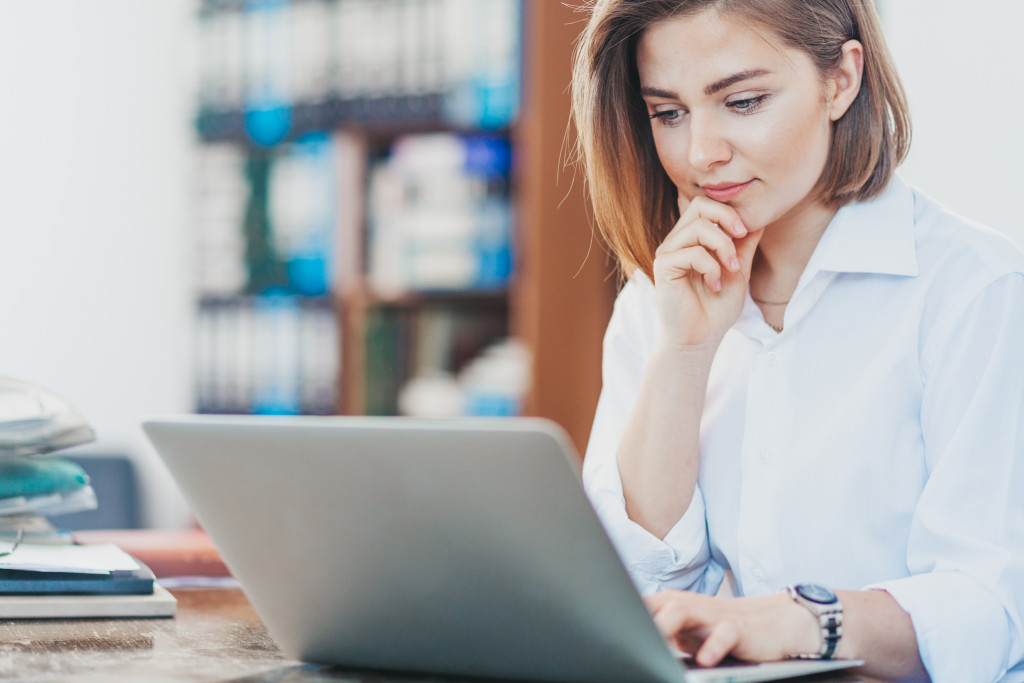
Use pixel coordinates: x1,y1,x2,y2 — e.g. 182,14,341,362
197,293,335,307
196,93,514,145
344,287,510,310
190,1,616,453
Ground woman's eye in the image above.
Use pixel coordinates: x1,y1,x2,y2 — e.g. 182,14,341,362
649,109,686,127
727,94,770,113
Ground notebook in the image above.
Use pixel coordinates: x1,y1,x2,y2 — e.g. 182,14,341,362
0,584,176,619
143,415,860,683
0,563,155,595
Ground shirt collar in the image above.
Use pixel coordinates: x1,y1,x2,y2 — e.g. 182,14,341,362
735,177,918,342
803,174,919,279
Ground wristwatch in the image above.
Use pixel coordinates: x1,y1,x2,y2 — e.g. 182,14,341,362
785,583,843,660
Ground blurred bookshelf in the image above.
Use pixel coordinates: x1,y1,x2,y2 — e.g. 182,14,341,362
190,0,615,453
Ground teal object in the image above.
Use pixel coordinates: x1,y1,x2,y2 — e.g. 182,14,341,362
245,105,292,147
0,457,89,499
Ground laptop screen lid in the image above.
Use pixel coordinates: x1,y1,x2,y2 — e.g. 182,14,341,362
143,415,686,683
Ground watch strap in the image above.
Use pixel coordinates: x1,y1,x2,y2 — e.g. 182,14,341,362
785,584,843,660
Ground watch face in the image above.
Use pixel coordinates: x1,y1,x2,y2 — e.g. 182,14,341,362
796,583,838,604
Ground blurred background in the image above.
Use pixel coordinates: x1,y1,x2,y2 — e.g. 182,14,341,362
0,0,1019,530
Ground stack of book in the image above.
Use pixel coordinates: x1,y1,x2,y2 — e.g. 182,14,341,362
0,537,175,618
0,377,175,618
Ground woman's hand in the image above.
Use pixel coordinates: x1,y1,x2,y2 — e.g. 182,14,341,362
644,589,928,681
653,195,764,349
644,590,819,667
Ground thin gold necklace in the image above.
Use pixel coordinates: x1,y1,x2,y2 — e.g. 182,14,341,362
752,295,790,306
753,296,786,332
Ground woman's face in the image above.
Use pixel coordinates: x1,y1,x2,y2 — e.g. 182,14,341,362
636,9,838,232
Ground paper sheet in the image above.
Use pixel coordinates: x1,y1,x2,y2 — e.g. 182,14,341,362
0,542,141,574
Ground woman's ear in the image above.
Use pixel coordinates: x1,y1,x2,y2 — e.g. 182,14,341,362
828,40,864,122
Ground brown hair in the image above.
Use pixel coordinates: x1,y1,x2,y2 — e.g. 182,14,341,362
570,0,911,280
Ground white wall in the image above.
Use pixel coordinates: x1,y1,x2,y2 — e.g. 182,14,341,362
0,1,197,528
881,0,1024,247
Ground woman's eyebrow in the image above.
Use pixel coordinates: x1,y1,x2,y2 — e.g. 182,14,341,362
639,86,678,99
640,69,772,100
704,69,771,95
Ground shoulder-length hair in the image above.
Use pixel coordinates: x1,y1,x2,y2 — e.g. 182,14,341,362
570,0,912,280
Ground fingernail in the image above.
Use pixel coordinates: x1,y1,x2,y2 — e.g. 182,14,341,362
713,279,722,292
729,256,739,271
734,221,747,236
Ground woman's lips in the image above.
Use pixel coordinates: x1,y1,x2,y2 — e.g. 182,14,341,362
701,179,754,202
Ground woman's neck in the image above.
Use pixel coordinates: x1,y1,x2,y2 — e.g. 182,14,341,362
749,198,838,305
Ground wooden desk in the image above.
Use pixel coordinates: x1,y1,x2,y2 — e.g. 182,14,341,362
0,587,299,682
0,585,880,682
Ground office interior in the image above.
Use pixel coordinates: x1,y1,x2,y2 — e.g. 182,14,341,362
0,0,1020,531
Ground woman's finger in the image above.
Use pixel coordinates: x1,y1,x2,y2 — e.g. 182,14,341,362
657,218,740,273
682,195,748,239
649,593,714,637
654,246,723,291
696,620,741,667
651,598,697,636
734,224,766,275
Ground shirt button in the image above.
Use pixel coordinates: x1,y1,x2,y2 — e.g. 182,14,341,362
766,351,780,364
757,449,771,464
752,566,766,583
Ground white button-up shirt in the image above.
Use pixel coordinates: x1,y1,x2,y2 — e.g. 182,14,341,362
582,177,1024,683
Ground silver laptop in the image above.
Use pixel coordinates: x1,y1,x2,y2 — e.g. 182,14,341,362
143,415,861,683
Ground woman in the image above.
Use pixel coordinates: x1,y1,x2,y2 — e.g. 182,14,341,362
571,1,1024,681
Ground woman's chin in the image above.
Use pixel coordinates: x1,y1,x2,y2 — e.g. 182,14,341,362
732,208,767,234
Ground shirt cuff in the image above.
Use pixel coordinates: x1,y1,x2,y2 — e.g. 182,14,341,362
587,472,714,596
867,571,1014,683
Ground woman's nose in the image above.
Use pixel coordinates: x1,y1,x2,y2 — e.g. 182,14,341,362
687,114,732,171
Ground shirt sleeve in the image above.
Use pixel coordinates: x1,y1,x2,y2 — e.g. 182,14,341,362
581,275,722,597
867,272,1024,683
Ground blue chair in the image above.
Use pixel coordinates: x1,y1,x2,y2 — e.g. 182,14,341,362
51,455,142,530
